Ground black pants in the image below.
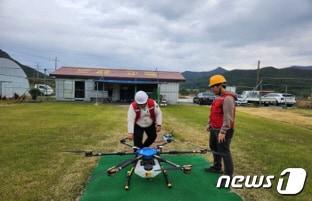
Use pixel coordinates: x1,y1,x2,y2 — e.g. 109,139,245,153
209,129,234,177
134,123,157,148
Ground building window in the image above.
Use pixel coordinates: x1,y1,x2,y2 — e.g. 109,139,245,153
94,82,105,90
63,80,74,98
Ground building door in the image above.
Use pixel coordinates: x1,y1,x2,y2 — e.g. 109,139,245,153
120,84,135,102
137,84,158,99
75,81,85,99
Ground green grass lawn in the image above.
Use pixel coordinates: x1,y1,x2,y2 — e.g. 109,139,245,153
0,102,311,201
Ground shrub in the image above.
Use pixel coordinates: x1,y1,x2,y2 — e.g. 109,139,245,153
14,93,19,100
29,88,41,100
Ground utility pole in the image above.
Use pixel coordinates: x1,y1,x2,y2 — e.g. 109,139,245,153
44,68,47,100
256,60,261,86
95,81,98,106
54,57,58,70
156,67,160,104
35,64,40,86
36,64,40,79
259,80,263,107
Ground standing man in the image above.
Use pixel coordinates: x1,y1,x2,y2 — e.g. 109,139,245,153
205,75,237,182
128,90,162,148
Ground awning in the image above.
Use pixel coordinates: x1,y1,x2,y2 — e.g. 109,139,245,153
94,79,159,84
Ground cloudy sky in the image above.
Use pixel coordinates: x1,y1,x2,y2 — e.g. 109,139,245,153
1,0,312,73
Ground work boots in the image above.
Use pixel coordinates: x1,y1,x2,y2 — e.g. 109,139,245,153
204,166,224,174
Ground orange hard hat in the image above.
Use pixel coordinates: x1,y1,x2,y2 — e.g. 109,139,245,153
209,74,227,87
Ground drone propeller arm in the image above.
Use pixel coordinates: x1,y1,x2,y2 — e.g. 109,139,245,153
84,151,136,157
107,155,142,176
156,141,170,148
120,138,140,150
160,149,227,156
160,149,208,155
154,155,180,169
63,150,136,157
154,155,192,174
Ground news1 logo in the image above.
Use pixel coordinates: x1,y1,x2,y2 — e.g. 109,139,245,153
217,168,307,195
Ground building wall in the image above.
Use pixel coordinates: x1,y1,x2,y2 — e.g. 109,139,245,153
0,58,30,98
159,82,179,104
112,84,120,101
55,78,181,104
55,79,74,100
55,78,109,101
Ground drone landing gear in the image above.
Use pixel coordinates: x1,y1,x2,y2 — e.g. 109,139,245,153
154,156,193,188
125,166,135,191
161,168,172,188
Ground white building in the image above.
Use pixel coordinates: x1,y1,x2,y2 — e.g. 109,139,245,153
50,66,185,104
0,57,30,98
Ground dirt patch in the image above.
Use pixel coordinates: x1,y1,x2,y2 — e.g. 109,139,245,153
237,107,312,130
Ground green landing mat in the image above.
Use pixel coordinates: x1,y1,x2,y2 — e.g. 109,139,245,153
80,155,243,201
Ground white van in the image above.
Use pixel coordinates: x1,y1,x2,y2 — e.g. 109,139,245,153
34,84,54,96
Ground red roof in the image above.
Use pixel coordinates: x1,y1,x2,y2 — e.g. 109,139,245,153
50,66,185,81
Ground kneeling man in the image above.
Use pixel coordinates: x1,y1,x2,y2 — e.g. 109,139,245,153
127,91,162,148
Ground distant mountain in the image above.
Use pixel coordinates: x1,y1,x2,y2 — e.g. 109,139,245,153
0,49,49,82
182,66,312,97
288,65,312,71
181,67,228,89
183,67,228,79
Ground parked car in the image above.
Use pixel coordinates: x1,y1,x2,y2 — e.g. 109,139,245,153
34,84,54,96
193,92,215,105
159,94,167,107
240,90,261,103
236,94,248,106
240,90,275,105
261,93,296,106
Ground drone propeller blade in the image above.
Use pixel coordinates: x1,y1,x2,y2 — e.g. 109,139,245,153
120,138,140,150
63,150,136,157
160,149,206,154
160,149,227,156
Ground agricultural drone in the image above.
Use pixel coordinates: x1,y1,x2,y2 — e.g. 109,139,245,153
68,134,222,190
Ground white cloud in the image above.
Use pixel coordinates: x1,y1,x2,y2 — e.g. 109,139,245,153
0,0,312,71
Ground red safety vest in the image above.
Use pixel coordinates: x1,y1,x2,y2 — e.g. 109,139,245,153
131,98,156,123
209,92,236,129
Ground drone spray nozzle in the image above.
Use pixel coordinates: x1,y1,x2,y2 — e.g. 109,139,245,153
84,151,93,157
182,165,192,174
107,166,118,176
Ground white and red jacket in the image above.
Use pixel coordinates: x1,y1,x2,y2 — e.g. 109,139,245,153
127,98,162,133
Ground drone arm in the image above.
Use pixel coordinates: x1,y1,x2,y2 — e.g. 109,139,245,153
85,151,135,157
120,138,140,150
154,155,192,174
160,149,208,155
107,155,142,176
156,141,170,148
154,155,180,168
160,149,227,156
